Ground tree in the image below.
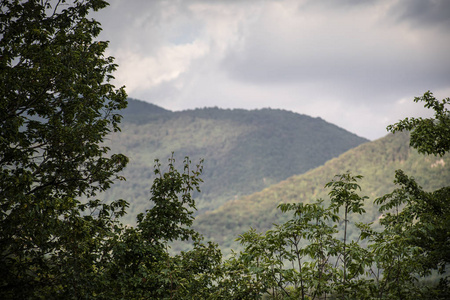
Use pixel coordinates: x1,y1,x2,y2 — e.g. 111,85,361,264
0,2,225,298
234,175,372,299
380,91,450,297
0,0,128,298
230,91,449,299
96,156,224,300
387,90,450,156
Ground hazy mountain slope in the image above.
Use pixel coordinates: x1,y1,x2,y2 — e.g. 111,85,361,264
120,97,171,122
194,132,450,252
103,99,368,223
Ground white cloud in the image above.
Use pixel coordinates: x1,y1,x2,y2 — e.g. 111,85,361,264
111,41,209,94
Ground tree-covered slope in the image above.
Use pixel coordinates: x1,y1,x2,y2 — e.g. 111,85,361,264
104,98,368,223
195,131,450,253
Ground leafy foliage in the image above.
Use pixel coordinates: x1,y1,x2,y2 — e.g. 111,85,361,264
227,91,450,299
387,91,450,156
95,156,224,300
137,155,203,243
0,2,225,299
0,0,128,298
233,174,372,299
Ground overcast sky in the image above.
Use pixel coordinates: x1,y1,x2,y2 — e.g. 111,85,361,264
94,0,450,140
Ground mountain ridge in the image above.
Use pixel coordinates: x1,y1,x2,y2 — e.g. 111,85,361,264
104,98,369,223
121,99,367,140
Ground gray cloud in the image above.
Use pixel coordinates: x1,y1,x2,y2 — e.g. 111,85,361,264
94,0,450,140
390,0,450,29
220,0,450,102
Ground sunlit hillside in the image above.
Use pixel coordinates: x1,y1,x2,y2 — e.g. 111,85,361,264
194,131,450,254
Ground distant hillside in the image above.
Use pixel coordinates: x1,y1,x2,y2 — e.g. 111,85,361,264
120,97,171,121
104,98,368,224
194,131,450,254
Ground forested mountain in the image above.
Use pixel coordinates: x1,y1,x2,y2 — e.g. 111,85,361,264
103,98,368,223
4,0,448,296
194,131,450,254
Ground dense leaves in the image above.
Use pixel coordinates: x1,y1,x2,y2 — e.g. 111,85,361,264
387,91,450,156
0,0,128,298
94,157,224,300
229,91,449,299
137,156,203,243
0,2,225,298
